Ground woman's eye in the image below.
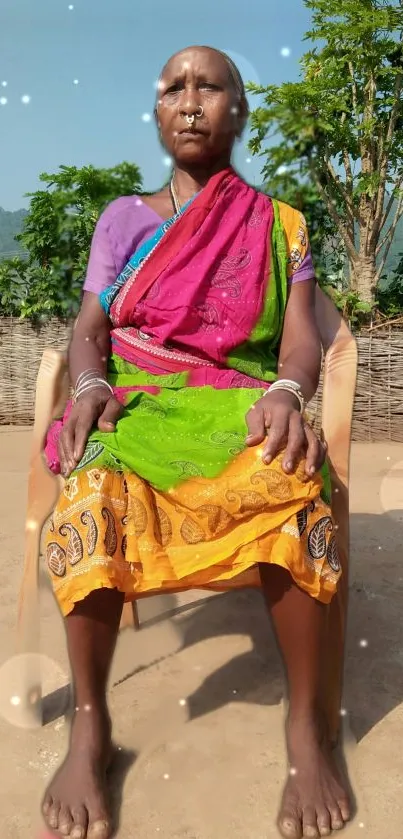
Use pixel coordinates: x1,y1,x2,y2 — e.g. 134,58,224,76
200,83,219,91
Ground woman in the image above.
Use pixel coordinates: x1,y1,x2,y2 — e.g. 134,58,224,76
42,46,351,839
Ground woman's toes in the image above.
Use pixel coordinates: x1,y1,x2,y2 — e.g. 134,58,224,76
70,826,86,839
70,805,89,839
58,805,73,835
41,795,52,817
317,809,331,836
302,807,320,837
338,797,351,822
47,802,61,830
88,818,113,839
278,811,302,839
328,804,344,830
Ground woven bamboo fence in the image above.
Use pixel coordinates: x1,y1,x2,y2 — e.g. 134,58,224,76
0,317,402,441
0,318,72,425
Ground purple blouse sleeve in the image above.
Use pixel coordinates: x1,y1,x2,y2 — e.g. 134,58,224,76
290,246,316,284
82,197,161,296
83,213,118,295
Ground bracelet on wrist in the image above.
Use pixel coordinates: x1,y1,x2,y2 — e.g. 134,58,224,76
263,379,305,413
73,371,113,404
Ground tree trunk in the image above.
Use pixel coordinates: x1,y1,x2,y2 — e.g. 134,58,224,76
351,254,377,303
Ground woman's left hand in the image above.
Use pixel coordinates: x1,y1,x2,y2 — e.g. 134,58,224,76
245,390,327,477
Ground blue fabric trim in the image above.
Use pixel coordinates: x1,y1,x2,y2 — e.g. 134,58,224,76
99,195,196,316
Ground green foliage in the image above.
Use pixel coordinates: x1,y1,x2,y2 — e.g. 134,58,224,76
0,257,82,319
249,0,403,304
323,285,373,327
376,265,403,317
321,253,403,325
0,163,142,320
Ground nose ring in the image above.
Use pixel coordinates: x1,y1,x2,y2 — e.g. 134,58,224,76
185,105,204,127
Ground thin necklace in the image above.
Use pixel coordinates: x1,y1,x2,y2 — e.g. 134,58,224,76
169,175,199,215
169,177,181,215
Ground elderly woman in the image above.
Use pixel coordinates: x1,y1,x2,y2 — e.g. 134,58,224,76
42,46,351,839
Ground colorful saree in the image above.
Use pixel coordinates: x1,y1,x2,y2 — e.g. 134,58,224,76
45,168,341,617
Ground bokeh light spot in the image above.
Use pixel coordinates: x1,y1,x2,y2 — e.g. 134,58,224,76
0,653,69,729
281,47,291,58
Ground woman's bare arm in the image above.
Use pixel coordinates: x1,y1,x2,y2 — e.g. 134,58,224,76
245,279,326,475
278,279,322,402
58,292,122,476
68,291,112,387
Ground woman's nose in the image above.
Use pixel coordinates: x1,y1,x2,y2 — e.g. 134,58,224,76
178,86,201,117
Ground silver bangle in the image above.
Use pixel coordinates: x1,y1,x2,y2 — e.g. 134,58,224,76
75,368,105,388
263,379,305,413
73,377,113,404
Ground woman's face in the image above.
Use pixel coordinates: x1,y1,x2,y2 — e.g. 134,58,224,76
156,47,244,167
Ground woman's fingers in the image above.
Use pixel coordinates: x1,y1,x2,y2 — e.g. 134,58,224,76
262,409,289,464
73,412,97,463
245,403,267,446
97,397,123,432
281,412,306,473
57,434,70,478
59,420,77,476
304,423,327,476
245,394,327,476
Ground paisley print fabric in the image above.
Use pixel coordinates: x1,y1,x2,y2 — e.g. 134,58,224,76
44,171,339,616
47,445,339,617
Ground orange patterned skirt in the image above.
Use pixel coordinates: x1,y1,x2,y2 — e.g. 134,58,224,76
46,445,341,617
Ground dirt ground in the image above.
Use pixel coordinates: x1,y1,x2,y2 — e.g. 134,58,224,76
0,430,402,838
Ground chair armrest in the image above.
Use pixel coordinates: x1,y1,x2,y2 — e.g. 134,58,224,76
32,349,69,459
315,286,358,491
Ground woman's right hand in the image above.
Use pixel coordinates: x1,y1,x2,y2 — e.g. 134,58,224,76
58,387,123,477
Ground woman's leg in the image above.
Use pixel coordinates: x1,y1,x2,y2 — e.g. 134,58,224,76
259,565,351,839
42,587,124,839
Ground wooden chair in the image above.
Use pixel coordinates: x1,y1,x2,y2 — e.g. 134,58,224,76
17,286,357,736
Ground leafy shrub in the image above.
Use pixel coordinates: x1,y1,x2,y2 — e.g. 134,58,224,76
0,163,143,321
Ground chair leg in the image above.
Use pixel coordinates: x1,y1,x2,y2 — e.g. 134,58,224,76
119,600,140,631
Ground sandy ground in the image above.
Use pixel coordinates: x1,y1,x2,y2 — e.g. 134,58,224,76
0,430,402,838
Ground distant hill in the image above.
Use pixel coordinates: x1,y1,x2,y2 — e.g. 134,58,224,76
0,207,28,259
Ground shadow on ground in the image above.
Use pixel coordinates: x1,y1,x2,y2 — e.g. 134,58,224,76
40,511,403,745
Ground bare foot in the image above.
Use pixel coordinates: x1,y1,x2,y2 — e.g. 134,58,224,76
42,706,113,839
277,713,351,838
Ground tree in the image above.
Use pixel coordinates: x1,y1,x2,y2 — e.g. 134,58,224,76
18,162,142,277
249,0,403,303
0,162,142,319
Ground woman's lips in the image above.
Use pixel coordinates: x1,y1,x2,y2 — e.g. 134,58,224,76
178,128,206,135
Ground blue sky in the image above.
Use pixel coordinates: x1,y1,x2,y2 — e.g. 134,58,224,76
0,0,313,210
